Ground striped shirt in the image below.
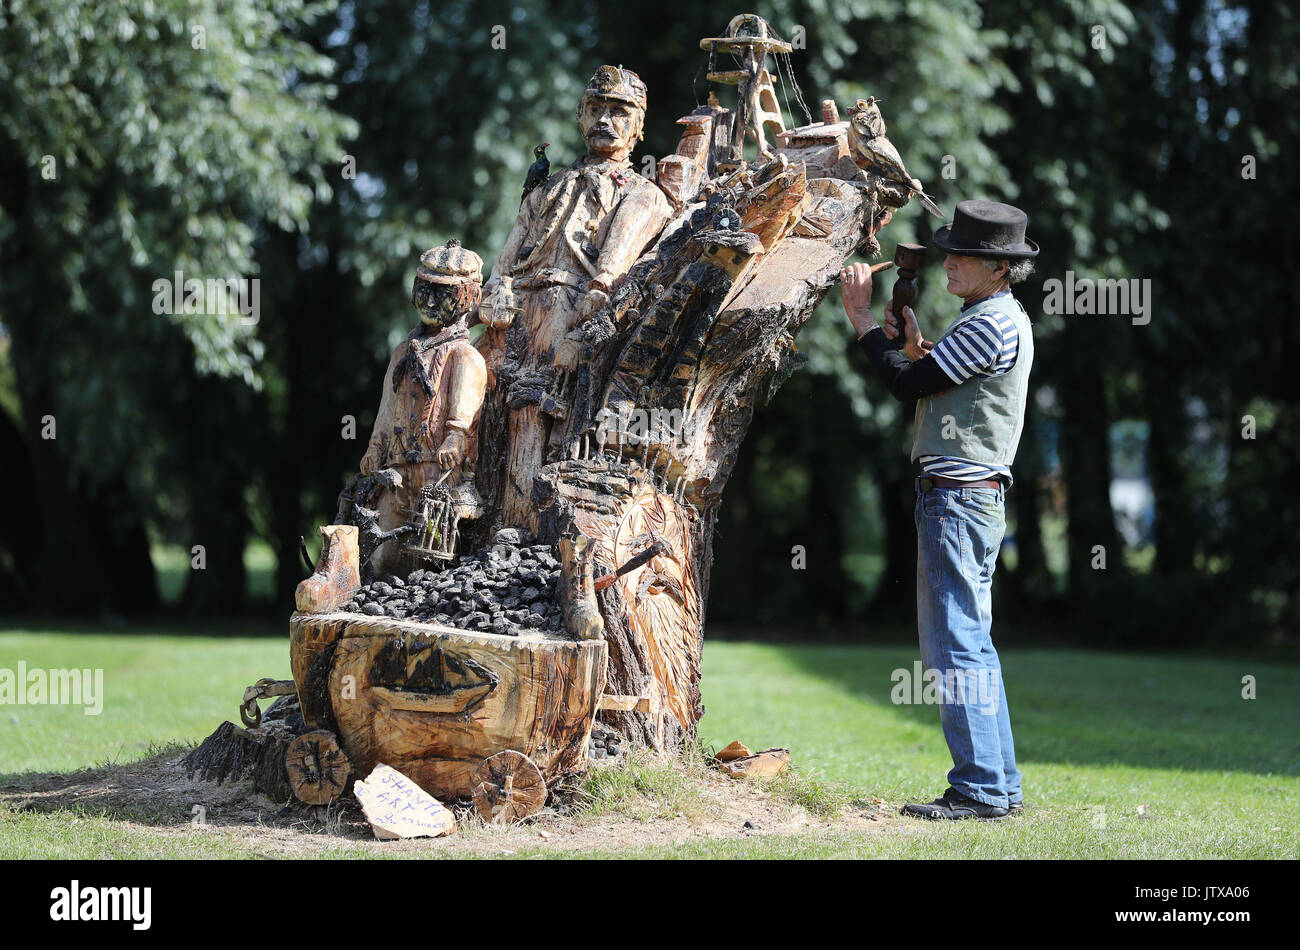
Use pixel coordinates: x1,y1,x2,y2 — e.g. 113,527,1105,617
918,290,1020,485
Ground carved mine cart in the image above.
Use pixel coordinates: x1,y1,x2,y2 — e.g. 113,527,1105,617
289,608,608,820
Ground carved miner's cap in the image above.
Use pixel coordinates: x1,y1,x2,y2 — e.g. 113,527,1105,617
417,239,483,285
581,65,648,111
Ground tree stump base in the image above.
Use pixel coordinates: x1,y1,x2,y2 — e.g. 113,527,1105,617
183,695,306,803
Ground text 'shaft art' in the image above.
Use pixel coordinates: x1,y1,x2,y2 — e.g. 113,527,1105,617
354,764,457,839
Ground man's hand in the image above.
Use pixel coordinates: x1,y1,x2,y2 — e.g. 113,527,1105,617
840,261,894,338
436,429,467,470
883,300,934,361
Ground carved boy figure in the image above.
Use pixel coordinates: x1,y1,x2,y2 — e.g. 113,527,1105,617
478,65,673,529
360,240,488,576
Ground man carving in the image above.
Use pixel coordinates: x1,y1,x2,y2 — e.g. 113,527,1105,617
359,240,488,577
478,65,673,530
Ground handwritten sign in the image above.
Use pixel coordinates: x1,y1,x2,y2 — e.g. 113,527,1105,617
354,764,457,839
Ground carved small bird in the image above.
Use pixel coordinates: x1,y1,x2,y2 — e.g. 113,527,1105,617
521,143,550,206
847,97,943,217
852,95,887,137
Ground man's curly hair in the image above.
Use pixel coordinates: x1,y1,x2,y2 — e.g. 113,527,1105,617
984,258,1036,285
1007,260,1036,285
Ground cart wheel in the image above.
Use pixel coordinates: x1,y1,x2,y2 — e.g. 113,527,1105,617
472,750,546,824
285,730,351,805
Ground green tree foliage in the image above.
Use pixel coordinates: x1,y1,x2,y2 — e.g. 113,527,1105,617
0,0,355,611
1,0,1295,641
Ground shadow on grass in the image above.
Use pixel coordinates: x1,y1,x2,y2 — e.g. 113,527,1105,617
0,745,348,833
774,643,1300,777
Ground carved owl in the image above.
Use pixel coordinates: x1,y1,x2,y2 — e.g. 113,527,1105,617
846,97,942,217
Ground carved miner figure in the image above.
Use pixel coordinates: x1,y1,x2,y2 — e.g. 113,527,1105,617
478,65,673,530
359,240,488,576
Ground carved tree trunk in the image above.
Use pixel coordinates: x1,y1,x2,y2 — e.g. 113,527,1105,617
192,100,916,804
476,122,894,755
183,698,305,802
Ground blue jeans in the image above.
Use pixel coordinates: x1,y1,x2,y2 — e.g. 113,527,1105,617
914,480,1022,808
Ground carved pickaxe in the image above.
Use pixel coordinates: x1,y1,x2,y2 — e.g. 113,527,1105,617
593,539,670,592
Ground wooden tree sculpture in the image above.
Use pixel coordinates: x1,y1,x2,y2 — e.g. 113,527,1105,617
471,17,913,755
191,14,932,815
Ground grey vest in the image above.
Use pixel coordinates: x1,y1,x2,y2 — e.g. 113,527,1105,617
910,294,1034,466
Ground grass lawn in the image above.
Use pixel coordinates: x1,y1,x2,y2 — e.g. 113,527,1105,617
1,629,1297,858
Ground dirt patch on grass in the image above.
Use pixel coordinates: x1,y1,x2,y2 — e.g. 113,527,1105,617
0,747,889,857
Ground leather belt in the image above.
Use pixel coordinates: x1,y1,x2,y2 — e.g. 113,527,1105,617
918,475,1005,492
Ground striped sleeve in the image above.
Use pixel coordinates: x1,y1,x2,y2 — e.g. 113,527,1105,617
929,311,1019,384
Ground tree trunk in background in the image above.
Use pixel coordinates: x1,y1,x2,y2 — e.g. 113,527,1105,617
90,477,160,614
1138,0,1198,579
0,165,158,615
800,374,855,622
8,354,158,614
872,464,915,612
1059,330,1124,596
1008,395,1049,605
261,211,379,613
803,457,850,623
270,470,304,608
262,228,313,610
1144,377,1194,573
181,373,250,615
0,406,42,610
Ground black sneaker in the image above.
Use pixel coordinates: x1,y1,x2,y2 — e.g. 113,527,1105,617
900,787,1009,821
1008,801,1023,815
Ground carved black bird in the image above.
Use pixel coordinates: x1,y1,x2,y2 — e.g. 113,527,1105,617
521,143,550,206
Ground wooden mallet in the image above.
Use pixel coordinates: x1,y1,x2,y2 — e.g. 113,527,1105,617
889,242,927,349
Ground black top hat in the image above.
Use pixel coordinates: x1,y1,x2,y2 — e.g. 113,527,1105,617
933,199,1039,259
